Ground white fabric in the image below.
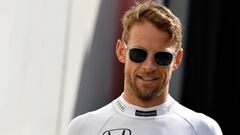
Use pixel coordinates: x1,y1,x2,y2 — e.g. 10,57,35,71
66,94,223,135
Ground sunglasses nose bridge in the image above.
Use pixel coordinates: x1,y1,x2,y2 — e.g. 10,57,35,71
142,53,158,71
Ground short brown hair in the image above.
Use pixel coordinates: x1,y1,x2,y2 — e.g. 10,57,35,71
121,0,182,49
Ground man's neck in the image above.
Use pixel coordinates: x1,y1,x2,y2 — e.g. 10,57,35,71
122,90,169,108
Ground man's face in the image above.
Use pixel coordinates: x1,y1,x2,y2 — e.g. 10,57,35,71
122,21,178,101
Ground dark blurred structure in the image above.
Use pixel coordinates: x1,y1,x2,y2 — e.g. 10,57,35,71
181,0,240,134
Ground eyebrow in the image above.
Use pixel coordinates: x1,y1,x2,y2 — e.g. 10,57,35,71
124,41,177,55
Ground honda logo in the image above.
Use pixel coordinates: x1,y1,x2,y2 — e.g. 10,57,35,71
103,128,131,135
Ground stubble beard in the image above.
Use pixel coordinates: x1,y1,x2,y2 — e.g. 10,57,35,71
126,74,164,102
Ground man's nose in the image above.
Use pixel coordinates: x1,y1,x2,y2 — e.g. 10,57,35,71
142,55,158,72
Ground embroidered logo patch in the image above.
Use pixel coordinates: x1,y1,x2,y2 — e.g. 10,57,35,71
116,99,126,112
135,110,157,117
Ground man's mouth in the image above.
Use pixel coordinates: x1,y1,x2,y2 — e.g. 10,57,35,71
137,76,159,81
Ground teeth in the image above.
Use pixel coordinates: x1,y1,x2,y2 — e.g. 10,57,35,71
142,77,155,81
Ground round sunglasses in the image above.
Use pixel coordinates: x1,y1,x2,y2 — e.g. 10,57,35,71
123,41,178,66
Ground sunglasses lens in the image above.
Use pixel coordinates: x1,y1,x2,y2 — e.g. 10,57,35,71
155,52,173,66
129,48,147,63
128,47,174,66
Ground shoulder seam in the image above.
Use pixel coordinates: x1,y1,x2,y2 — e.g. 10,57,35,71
97,103,118,134
173,104,198,135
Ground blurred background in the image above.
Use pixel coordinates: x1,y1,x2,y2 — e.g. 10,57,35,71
0,0,239,135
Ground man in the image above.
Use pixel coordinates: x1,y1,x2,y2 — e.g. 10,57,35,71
67,1,223,135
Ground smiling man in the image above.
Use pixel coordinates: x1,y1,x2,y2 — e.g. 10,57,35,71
66,1,223,135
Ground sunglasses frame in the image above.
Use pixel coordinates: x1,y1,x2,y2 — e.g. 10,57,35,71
123,41,178,66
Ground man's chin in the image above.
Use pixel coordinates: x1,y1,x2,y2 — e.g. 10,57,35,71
135,91,157,102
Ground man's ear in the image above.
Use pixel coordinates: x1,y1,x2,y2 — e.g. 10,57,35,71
116,39,126,63
173,48,183,71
